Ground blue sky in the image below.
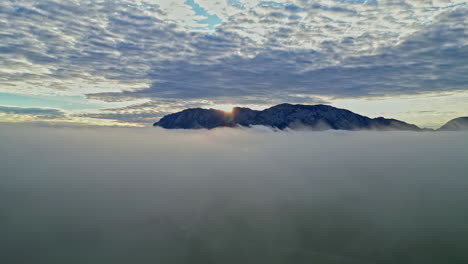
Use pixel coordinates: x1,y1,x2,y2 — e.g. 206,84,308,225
185,0,222,29
0,0,467,127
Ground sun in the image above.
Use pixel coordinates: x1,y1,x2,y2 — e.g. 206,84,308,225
211,104,235,113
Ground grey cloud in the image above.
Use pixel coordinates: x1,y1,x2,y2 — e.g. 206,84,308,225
1,1,465,93
0,105,66,118
1,124,468,263
0,1,184,91
87,8,468,102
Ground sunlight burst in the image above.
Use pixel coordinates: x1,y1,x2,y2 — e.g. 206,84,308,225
210,104,235,113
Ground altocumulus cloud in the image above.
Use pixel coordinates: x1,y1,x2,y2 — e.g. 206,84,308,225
0,0,467,123
1,124,468,263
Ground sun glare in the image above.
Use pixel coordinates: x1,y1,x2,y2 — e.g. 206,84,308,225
211,104,234,113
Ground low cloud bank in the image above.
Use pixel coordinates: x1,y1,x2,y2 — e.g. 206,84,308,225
1,124,468,264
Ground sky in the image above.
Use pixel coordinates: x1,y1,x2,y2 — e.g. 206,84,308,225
0,0,467,128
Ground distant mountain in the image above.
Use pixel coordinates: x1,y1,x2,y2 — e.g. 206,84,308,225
438,117,468,131
154,103,421,131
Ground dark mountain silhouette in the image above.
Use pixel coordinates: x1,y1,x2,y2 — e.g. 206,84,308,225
154,103,421,131
438,117,468,131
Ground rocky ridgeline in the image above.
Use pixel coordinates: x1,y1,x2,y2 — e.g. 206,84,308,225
154,103,423,131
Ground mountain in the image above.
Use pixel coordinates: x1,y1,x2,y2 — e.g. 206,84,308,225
438,117,468,131
154,103,421,131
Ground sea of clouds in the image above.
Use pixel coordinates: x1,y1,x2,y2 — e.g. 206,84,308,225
1,124,468,263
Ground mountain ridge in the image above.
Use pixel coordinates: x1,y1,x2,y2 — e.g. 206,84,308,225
438,117,468,131
154,103,422,131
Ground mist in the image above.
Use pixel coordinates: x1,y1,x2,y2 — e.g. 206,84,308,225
1,124,468,264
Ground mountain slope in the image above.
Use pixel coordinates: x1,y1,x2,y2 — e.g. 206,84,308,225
154,103,421,131
438,117,468,131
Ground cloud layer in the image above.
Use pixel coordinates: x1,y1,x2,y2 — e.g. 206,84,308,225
0,105,66,122
1,125,468,263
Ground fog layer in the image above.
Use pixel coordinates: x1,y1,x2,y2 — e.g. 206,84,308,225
1,124,468,264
